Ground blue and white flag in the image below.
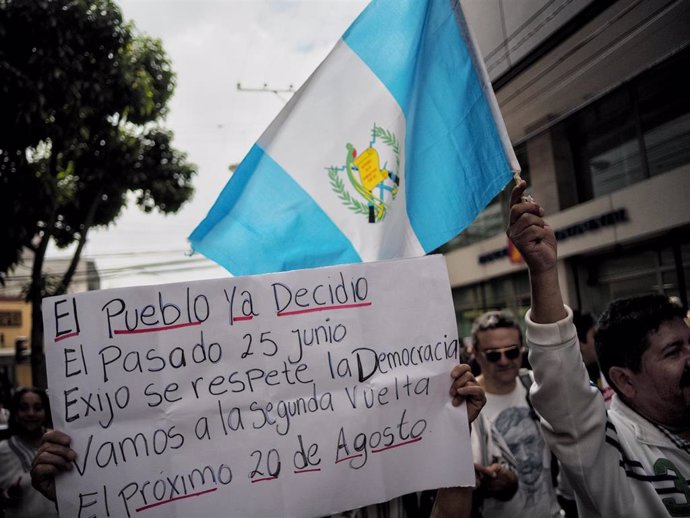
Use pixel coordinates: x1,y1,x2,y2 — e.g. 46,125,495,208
190,0,519,275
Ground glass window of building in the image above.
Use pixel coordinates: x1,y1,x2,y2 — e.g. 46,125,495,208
565,47,690,202
452,271,530,338
572,239,690,317
637,49,690,178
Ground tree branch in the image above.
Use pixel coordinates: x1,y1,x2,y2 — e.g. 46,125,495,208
28,145,61,390
55,188,102,296
29,149,60,302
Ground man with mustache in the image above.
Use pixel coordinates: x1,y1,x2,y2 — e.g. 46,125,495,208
508,179,690,517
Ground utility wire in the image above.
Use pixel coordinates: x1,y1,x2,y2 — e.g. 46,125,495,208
500,0,677,110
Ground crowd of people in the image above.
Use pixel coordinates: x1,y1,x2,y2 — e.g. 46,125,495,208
2,180,689,517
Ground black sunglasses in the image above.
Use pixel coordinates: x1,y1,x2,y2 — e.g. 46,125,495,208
482,345,521,363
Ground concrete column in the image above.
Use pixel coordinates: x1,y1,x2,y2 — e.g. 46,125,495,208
525,126,577,213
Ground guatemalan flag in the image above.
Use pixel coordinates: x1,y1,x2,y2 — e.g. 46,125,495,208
190,0,519,275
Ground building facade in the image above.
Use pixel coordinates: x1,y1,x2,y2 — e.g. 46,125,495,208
449,0,690,335
0,256,100,387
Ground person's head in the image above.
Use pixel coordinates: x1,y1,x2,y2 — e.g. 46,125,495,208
471,310,524,392
573,311,597,367
596,294,690,428
8,387,51,439
495,407,544,486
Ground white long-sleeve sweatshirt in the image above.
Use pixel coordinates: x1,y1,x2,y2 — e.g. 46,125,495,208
525,307,690,518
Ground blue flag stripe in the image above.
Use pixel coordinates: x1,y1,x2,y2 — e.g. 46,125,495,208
343,0,513,251
189,145,361,274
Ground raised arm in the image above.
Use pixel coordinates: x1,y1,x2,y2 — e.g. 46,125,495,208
507,180,566,324
507,180,631,517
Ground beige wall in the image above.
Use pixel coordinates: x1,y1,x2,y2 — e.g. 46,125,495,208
445,165,690,294
0,298,31,350
0,298,33,387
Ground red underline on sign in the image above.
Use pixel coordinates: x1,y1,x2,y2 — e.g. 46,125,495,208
277,302,372,317
335,453,363,464
372,437,422,453
113,321,202,335
251,476,278,483
293,468,321,474
135,487,217,512
232,315,253,323
54,331,79,343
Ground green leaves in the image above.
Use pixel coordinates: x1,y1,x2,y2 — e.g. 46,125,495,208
327,167,369,216
372,124,400,170
0,0,129,148
0,0,196,284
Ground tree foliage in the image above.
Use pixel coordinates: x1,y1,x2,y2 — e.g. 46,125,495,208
0,0,197,387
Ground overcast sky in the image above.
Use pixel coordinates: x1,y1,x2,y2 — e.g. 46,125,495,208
58,0,368,288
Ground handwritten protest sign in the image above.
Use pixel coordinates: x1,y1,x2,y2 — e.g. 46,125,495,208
42,255,474,517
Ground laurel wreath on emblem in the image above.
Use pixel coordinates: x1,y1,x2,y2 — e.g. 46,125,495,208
327,169,370,216
327,125,400,223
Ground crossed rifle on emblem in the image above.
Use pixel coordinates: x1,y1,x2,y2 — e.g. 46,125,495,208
345,142,400,223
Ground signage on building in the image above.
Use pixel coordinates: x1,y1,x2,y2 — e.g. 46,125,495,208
479,208,628,265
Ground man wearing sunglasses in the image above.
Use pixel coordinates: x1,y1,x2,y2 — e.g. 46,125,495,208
470,310,562,518
508,179,690,517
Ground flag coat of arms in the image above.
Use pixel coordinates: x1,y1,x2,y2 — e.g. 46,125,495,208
190,0,519,275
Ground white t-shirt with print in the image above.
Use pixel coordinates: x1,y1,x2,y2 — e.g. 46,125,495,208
477,381,561,518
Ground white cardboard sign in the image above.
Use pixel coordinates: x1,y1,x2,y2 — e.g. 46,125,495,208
42,256,474,517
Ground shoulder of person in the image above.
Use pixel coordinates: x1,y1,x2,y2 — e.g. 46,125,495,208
518,368,534,389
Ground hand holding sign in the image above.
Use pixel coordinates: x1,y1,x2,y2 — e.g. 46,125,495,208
31,430,75,502
41,256,476,517
450,364,486,423
32,368,484,503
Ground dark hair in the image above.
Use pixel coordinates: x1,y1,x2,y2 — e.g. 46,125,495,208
471,310,523,350
573,311,595,344
596,294,686,392
8,387,52,436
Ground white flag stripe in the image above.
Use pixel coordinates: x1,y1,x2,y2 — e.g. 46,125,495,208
258,40,424,261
